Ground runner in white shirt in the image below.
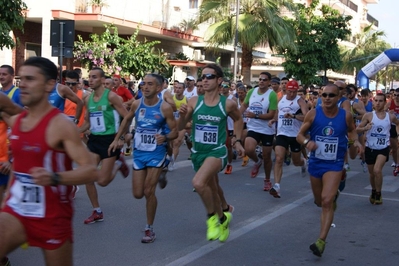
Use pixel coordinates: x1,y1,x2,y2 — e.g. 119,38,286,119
183,76,198,99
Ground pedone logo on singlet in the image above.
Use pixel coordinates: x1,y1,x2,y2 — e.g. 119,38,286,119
197,114,221,122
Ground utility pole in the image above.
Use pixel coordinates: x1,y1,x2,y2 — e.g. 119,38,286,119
233,0,240,82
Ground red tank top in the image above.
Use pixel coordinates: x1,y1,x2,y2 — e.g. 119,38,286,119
389,100,399,114
6,108,73,219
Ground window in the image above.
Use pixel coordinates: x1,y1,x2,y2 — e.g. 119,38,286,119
189,0,198,9
26,43,41,59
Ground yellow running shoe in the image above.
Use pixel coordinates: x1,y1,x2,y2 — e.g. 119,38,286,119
241,155,249,167
219,212,232,242
206,214,220,241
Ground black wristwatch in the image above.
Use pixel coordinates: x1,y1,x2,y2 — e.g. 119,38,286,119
119,135,125,141
73,118,79,124
255,114,259,119
51,172,61,186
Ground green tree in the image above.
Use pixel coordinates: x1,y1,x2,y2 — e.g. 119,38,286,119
282,0,352,85
198,0,297,84
0,0,27,49
340,24,390,77
74,25,169,79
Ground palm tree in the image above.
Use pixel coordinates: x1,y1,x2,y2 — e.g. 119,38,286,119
198,0,297,84
340,24,390,76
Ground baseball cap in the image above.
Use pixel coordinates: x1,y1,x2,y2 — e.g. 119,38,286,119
113,74,121,79
286,80,299,90
271,77,280,84
186,76,195,81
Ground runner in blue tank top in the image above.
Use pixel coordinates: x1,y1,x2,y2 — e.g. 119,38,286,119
297,84,363,258
48,83,84,122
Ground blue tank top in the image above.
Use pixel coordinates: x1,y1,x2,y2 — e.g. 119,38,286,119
1,85,23,106
48,84,65,111
365,101,373,112
309,106,348,163
133,98,167,153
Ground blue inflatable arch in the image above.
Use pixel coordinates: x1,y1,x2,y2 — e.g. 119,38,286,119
357,48,399,89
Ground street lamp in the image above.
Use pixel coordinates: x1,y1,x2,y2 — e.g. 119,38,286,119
233,0,240,82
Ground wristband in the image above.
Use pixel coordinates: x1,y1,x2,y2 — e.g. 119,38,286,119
51,172,61,186
303,139,310,146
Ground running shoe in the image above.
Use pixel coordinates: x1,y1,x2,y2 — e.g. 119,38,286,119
284,153,291,166
241,155,249,167
391,162,396,167
374,193,383,205
224,164,233,174
118,156,129,178
369,190,376,205
84,211,104,224
206,214,220,241
141,229,156,243
361,161,367,173
124,147,132,156
310,238,325,257
1,257,10,266
158,168,168,189
228,204,235,213
269,184,281,198
250,161,262,178
219,212,232,242
301,159,307,176
263,180,272,191
168,156,175,171
344,163,350,171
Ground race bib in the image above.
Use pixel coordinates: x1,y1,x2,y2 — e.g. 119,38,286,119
195,125,218,145
370,132,388,149
135,127,157,151
173,111,180,119
249,106,263,115
89,111,106,133
314,135,338,160
8,172,45,218
280,115,293,128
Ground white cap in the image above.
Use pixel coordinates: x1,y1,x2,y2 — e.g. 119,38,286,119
186,76,195,81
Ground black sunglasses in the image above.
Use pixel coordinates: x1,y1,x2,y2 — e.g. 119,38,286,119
394,94,399,97
66,82,78,86
201,74,217,80
259,78,269,82
321,93,337,98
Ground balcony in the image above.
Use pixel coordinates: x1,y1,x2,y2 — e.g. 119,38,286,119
367,13,379,27
338,0,358,13
363,0,379,3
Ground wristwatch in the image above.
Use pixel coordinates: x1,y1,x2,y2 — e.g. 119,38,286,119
255,114,259,119
119,135,125,141
73,118,79,124
303,139,310,146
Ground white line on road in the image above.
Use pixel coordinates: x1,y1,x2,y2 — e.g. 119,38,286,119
164,193,314,266
341,192,399,202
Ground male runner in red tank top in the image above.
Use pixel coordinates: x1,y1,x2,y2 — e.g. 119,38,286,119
0,57,98,266
388,88,399,169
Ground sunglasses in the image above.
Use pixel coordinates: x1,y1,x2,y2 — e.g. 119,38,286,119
66,82,78,86
259,78,269,82
221,84,229,88
394,94,399,97
321,93,337,98
201,74,217,80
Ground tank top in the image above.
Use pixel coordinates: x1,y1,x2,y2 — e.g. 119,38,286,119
389,100,399,125
88,89,119,135
7,108,73,219
277,95,302,137
48,84,65,111
64,89,86,127
309,106,348,162
173,94,187,119
192,95,227,153
134,98,166,152
365,111,391,150
184,87,198,100
246,87,276,135
364,101,373,112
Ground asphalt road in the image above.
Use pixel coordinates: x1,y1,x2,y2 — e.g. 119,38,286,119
8,147,399,265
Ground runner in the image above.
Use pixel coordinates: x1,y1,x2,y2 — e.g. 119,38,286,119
239,72,277,191
0,57,98,266
357,93,399,204
178,64,245,242
296,84,362,257
108,73,177,243
268,80,309,198
79,67,129,225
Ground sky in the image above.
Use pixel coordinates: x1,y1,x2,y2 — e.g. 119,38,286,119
367,0,399,47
